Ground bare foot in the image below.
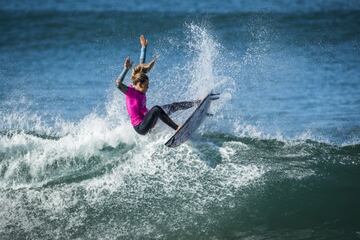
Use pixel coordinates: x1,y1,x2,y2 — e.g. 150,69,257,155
176,125,182,132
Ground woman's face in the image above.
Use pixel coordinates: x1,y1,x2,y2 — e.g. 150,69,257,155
136,80,149,93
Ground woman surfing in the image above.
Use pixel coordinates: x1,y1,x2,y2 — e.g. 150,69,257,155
115,35,199,135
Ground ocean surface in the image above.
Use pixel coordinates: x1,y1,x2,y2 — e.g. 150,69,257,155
1,0,360,239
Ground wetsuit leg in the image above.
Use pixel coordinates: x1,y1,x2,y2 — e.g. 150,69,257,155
161,100,200,115
134,106,178,135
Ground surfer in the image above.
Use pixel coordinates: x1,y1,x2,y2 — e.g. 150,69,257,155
115,35,199,135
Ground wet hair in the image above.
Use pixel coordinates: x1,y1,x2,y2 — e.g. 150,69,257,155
131,62,153,86
131,63,152,81
132,72,148,86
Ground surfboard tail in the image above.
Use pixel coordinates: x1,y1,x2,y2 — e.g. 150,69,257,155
165,137,175,147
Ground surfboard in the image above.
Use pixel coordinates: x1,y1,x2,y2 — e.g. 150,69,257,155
165,92,219,147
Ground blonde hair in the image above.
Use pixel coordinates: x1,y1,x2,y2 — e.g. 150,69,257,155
132,72,148,86
131,63,152,81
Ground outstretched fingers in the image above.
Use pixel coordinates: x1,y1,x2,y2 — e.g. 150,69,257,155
140,34,148,47
124,56,133,69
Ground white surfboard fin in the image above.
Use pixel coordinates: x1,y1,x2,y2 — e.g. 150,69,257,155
210,92,220,100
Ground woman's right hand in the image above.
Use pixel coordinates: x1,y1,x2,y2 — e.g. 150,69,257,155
124,56,133,69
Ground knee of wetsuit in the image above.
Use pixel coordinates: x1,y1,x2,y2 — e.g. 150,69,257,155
134,126,147,135
153,105,163,113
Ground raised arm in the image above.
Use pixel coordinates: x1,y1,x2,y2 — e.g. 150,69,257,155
139,34,148,64
115,57,132,94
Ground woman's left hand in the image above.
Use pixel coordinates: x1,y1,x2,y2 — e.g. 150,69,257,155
140,35,148,47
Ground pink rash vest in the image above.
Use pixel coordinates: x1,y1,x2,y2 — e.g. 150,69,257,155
125,85,148,126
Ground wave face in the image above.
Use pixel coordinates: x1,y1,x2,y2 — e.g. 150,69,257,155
1,5,360,240
1,129,359,239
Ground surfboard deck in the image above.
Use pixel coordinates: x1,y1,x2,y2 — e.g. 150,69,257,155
165,92,219,148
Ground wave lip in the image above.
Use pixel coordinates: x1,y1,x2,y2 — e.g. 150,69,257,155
1,127,359,188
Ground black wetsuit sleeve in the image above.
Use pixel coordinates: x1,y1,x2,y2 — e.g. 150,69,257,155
117,68,129,82
115,68,129,93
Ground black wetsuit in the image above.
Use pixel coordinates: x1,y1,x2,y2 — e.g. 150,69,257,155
134,101,198,135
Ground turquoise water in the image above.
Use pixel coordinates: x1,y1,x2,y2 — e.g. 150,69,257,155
1,1,360,239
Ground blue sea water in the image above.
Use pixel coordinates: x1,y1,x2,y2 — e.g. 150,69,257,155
1,0,360,239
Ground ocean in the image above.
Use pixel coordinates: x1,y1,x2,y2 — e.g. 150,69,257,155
1,0,360,239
